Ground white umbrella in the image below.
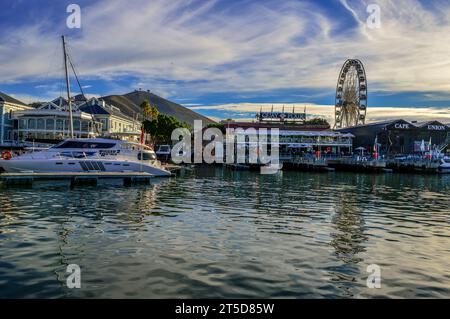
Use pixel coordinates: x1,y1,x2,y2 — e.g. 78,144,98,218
355,146,365,156
420,140,425,152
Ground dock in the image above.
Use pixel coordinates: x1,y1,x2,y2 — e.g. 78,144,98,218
0,172,155,187
283,158,334,172
386,158,443,174
326,158,388,173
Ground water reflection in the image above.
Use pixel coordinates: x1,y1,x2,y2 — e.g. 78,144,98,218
0,169,449,298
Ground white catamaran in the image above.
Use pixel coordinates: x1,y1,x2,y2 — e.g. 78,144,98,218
0,138,171,176
0,36,171,177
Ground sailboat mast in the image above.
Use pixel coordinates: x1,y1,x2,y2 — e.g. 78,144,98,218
62,35,74,138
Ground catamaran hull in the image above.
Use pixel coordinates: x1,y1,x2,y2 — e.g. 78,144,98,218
0,159,171,177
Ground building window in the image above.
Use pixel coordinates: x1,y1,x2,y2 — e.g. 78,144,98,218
46,119,54,130
37,119,45,130
74,120,81,131
28,118,36,129
56,119,64,130
101,119,107,131
19,119,27,129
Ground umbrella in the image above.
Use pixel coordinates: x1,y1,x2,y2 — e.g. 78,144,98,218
355,146,366,156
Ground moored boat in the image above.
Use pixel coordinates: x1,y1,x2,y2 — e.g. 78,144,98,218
0,138,171,176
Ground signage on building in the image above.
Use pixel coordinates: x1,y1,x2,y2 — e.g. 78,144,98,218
427,124,446,131
393,123,410,130
258,112,306,121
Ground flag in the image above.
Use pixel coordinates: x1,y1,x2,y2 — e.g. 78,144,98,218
140,126,145,145
373,136,379,159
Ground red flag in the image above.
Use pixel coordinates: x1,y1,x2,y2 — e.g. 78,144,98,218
140,126,145,145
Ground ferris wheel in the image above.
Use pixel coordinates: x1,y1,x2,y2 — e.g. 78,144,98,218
334,59,367,128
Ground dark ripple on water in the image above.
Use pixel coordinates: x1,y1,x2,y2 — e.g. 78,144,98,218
1,168,449,298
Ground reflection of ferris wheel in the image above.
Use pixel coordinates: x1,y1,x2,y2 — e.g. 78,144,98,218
334,59,367,128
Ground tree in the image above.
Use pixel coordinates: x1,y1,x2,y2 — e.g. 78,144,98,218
304,118,330,126
140,101,152,121
143,113,190,145
206,123,225,133
140,100,160,144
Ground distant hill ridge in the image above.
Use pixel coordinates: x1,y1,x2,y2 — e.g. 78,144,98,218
101,91,214,126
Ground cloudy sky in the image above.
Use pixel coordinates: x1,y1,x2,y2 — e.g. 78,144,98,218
0,0,450,123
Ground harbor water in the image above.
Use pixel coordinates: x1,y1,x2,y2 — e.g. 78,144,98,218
1,167,449,298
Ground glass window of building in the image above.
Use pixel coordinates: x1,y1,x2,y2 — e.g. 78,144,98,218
19,119,27,129
37,119,45,130
81,121,88,131
46,119,54,130
56,119,64,130
74,120,81,131
28,118,36,129
100,119,106,131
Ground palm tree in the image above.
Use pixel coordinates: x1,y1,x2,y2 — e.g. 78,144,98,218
140,101,160,146
140,101,151,121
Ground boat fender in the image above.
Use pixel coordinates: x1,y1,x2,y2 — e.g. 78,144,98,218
1,150,12,160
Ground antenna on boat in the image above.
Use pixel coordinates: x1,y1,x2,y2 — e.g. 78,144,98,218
62,35,74,138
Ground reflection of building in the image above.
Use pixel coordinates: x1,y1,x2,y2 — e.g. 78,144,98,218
337,119,450,155
0,92,32,147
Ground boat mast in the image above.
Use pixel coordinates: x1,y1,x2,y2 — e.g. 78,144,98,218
62,35,74,138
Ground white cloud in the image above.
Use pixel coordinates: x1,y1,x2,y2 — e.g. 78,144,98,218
190,103,450,126
1,0,450,100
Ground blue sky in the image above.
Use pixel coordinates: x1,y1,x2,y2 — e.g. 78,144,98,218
1,0,450,122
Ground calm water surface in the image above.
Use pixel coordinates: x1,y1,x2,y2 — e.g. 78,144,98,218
1,168,449,298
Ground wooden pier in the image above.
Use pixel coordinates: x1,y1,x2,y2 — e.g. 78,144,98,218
386,159,442,174
0,172,155,187
326,158,388,173
283,158,334,172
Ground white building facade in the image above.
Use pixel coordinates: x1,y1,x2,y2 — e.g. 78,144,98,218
5,95,141,146
0,92,32,147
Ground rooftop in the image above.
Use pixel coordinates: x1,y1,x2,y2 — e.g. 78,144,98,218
0,92,29,107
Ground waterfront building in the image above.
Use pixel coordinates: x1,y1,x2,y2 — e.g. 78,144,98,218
336,119,450,155
78,97,141,141
11,108,101,144
0,92,32,147
221,108,351,163
5,95,140,146
221,108,330,131
233,129,354,163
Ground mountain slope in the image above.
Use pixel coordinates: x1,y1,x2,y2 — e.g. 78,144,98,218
101,91,214,126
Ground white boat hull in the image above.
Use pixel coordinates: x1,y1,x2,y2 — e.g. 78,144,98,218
0,159,171,177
